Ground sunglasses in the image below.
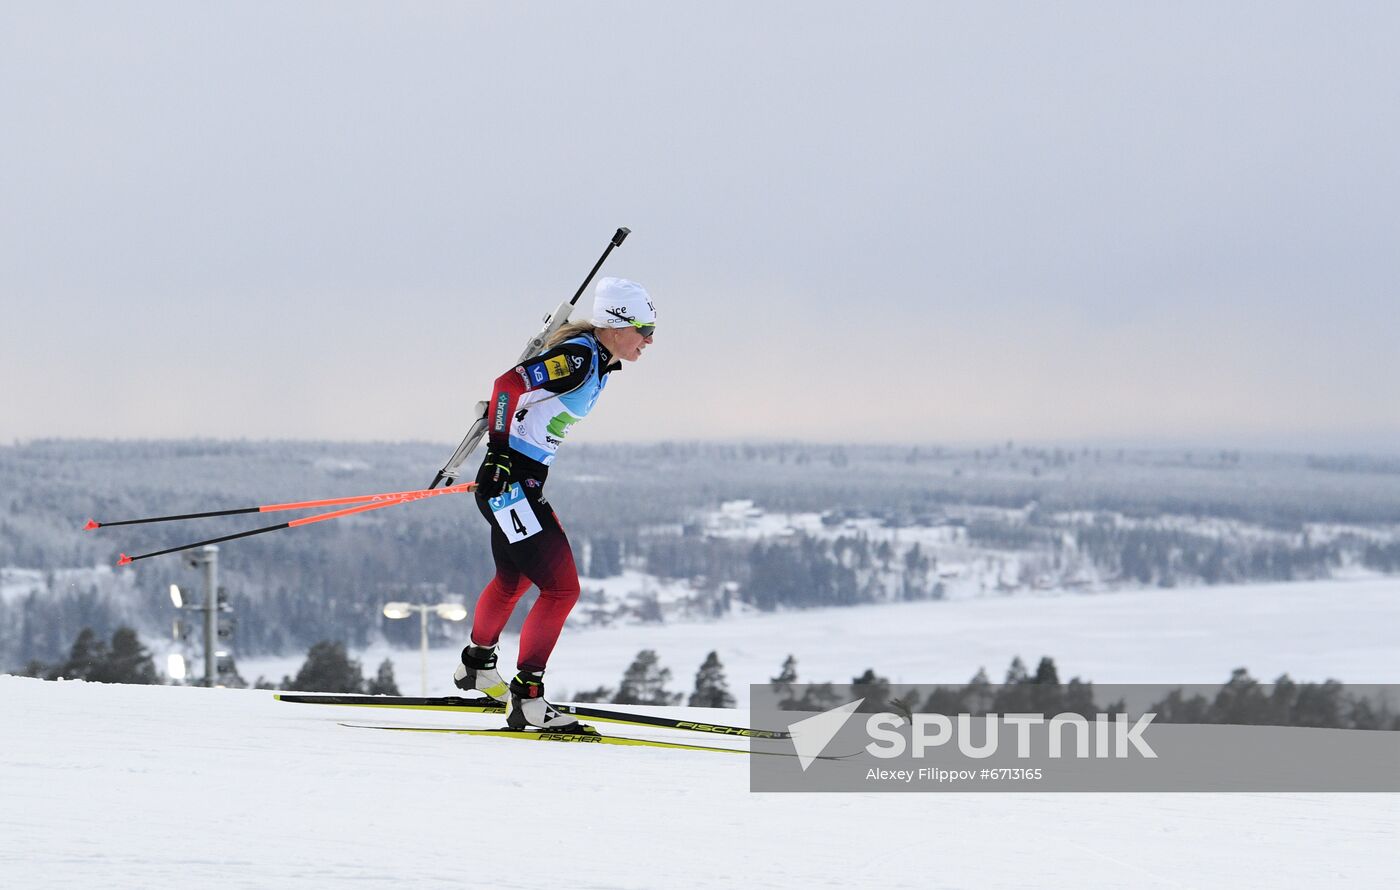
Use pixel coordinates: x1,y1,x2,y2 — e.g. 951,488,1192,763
630,321,656,337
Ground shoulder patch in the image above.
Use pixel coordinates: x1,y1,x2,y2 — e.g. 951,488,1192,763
544,355,572,380
523,361,550,386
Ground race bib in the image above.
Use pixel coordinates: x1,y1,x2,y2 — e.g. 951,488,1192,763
488,482,543,542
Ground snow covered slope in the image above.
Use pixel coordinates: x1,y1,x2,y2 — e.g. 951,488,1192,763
2,675,1395,888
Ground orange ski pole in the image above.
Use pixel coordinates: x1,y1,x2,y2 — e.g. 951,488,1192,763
85,484,476,530
101,484,477,566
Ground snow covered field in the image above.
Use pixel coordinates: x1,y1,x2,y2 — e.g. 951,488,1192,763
236,577,1400,703
5,576,1395,887
2,674,1397,889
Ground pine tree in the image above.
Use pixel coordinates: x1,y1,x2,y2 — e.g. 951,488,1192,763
772,655,798,685
365,658,401,696
36,626,160,685
851,668,890,712
688,651,736,708
1026,656,1063,715
52,627,108,681
612,649,682,706
772,654,798,706
1208,668,1272,725
103,627,160,685
1291,678,1345,728
1059,677,1098,719
1268,674,1299,725
284,641,365,693
1004,656,1029,684
962,667,994,716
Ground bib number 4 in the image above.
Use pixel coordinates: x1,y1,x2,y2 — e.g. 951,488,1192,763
488,483,543,542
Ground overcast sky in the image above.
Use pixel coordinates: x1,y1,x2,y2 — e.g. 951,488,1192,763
3,2,1397,452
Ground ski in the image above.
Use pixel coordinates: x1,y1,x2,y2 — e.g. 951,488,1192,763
276,692,792,739
337,722,846,759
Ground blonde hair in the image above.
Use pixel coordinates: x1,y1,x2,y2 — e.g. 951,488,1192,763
542,320,598,350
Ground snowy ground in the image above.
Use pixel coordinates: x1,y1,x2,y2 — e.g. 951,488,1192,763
11,576,1389,887
235,577,1400,703
2,674,1397,889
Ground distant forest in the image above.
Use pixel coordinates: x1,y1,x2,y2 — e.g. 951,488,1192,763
3,439,1399,670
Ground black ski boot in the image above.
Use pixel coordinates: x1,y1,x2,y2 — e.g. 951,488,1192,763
505,671,589,732
452,642,508,702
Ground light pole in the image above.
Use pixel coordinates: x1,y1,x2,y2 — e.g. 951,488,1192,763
382,601,468,696
169,545,227,686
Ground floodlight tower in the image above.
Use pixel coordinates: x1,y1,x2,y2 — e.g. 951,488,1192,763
183,545,218,686
382,601,468,696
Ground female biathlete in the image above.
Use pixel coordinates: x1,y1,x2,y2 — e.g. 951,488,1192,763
452,277,656,730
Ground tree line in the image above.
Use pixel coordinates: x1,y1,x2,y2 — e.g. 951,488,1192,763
773,654,1400,731
17,625,404,696
14,626,1399,731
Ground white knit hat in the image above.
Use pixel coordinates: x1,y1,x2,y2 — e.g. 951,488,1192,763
591,277,656,330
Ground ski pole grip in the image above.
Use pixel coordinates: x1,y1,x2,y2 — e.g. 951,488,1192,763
612,227,630,247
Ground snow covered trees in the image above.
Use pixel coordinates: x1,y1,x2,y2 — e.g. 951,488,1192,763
282,641,366,693
688,651,735,708
23,626,160,684
574,650,737,708
365,659,401,696
277,642,399,694
612,649,683,706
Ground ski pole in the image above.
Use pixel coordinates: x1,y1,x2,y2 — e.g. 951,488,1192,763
427,227,631,490
85,483,475,530
101,486,478,562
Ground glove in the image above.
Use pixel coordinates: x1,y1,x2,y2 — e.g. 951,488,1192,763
475,447,513,499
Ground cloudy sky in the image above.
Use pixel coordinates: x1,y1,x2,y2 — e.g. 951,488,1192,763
3,2,1397,451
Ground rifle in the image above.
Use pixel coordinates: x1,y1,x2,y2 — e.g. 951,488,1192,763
427,227,631,489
